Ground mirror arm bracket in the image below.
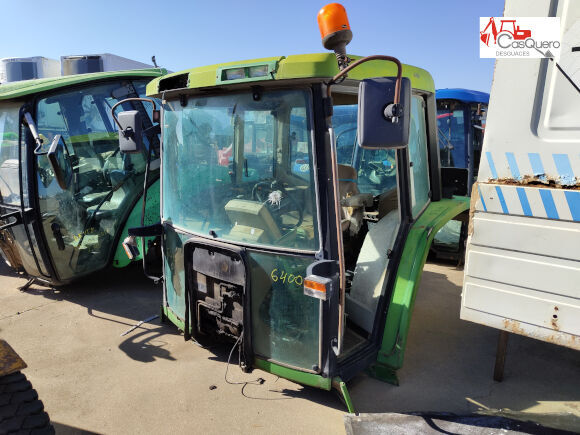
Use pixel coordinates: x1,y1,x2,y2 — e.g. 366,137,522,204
110,97,159,131
325,55,403,112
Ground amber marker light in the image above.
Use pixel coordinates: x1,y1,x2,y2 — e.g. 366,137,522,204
304,276,331,301
317,3,353,70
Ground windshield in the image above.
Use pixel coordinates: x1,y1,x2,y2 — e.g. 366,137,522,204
162,89,319,251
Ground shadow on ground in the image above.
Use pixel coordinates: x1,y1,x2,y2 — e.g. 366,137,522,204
348,261,580,432
51,422,99,434
0,259,161,326
118,326,178,363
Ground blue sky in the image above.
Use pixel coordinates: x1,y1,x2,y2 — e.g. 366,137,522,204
1,0,504,92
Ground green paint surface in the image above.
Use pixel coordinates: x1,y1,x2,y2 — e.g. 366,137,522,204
334,377,355,413
112,179,160,268
163,305,189,333
0,68,166,101
377,197,469,370
147,53,434,96
254,358,331,390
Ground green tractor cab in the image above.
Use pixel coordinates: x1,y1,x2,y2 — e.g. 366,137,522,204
116,4,469,409
0,67,165,286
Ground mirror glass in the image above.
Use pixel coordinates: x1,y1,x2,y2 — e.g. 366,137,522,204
357,77,411,149
47,135,73,190
118,110,143,153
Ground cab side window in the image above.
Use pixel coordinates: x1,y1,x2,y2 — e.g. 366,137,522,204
0,104,22,206
409,95,430,216
289,107,310,181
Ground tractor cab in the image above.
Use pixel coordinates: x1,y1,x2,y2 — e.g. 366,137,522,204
431,89,489,259
0,66,165,285
115,4,469,407
436,88,489,197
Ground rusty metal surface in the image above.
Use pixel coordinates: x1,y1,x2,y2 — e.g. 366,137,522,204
0,339,27,376
501,319,579,350
467,184,479,237
0,230,24,271
490,175,580,188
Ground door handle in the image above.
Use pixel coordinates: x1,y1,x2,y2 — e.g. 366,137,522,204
51,222,65,251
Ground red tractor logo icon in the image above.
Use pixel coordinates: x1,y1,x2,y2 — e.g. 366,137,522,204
480,17,532,46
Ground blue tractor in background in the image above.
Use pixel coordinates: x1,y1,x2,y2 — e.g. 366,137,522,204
432,88,489,260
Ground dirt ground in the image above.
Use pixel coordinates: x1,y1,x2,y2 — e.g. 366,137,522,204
0,260,578,434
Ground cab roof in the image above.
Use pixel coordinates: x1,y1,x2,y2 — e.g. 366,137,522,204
0,68,166,101
436,88,489,104
147,53,435,97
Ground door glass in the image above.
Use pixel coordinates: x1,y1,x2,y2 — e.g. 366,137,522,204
35,80,157,281
0,104,25,270
331,96,401,355
409,95,430,216
249,251,320,370
163,226,188,319
0,103,22,206
332,105,358,166
0,104,47,276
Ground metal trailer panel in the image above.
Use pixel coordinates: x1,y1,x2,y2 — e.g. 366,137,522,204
463,207,580,350
469,210,580,260
463,211,580,348
466,246,580,300
462,0,580,350
463,277,579,337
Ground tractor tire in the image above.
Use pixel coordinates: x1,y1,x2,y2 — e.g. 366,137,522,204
0,371,54,435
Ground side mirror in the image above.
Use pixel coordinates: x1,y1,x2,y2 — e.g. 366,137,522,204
47,135,74,190
117,110,143,154
357,77,411,149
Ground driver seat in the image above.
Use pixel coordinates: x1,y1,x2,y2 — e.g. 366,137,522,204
338,164,373,236
225,199,282,243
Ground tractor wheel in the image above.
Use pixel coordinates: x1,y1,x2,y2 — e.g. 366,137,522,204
0,371,54,434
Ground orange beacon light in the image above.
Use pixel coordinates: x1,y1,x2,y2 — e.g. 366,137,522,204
317,3,352,69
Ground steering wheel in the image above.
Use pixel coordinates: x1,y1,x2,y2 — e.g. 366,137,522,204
251,180,304,230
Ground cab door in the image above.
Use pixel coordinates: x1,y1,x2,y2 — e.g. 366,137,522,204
33,80,158,283
0,103,52,279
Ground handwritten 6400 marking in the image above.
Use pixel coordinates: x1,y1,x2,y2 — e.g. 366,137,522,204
270,268,303,286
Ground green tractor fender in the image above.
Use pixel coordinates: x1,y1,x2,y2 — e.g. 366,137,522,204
370,196,470,385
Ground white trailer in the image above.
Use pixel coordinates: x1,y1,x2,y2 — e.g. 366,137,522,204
0,57,60,84
0,54,153,84
60,53,152,76
462,0,580,379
